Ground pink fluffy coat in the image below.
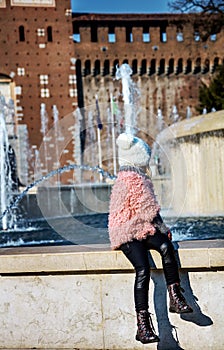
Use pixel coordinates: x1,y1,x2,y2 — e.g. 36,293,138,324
108,170,160,250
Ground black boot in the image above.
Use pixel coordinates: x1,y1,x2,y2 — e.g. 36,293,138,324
136,310,160,344
168,283,193,314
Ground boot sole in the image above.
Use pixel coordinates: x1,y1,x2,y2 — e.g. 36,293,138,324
136,335,160,343
169,307,193,314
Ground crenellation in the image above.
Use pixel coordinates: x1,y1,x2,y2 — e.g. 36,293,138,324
79,27,91,44
114,26,126,42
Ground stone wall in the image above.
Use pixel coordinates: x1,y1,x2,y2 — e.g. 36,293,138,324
0,240,223,349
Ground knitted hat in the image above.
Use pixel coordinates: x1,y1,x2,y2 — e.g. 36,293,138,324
116,133,151,168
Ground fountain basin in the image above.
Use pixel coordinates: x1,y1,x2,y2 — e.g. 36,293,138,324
158,110,224,216
0,240,223,349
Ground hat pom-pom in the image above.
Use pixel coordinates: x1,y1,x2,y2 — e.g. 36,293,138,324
116,133,134,150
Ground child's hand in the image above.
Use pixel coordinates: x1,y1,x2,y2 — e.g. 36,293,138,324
167,230,172,241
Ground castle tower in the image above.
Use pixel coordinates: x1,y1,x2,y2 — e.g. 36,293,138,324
0,0,78,184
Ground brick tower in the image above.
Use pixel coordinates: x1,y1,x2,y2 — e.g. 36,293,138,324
0,0,78,184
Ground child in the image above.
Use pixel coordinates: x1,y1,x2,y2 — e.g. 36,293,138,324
108,133,192,344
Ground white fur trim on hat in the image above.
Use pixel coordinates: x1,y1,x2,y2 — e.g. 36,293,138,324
116,133,151,167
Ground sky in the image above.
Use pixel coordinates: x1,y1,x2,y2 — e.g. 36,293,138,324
72,0,170,14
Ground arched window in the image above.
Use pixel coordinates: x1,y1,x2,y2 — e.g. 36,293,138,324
212,57,219,73
176,58,183,74
112,59,119,76
94,60,100,76
202,59,210,74
19,25,25,42
47,26,53,42
158,59,165,75
194,57,201,74
84,60,91,76
149,59,156,76
132,59,138,75
140,59,147,75
185,59,192,74
123,59,128,64
167,58,174,75
103,60,110,76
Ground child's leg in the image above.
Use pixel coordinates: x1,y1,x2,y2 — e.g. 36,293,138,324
120,239,160,343
120,239,150,311
145,232,179,285
146,233,193,313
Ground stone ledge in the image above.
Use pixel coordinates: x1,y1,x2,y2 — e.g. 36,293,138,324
159,110,224,140
0,239,223,274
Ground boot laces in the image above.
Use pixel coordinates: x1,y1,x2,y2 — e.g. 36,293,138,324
137,311,155,334
174,285,188,306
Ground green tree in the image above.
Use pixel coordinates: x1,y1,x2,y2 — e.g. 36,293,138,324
197,64,224,113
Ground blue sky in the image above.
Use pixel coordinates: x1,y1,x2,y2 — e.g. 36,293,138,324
72,0,170,13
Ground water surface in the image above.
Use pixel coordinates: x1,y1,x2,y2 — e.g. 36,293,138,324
0,214,223,248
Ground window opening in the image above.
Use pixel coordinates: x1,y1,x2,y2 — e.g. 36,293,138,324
202,59,210,74
140,59,147,75
37,28,45,37
143,26,150,42
194,31,200,42
149,59,156,75
185,59,192,74
126,26,133,42
94,60,100,76
194,57,201,74
176,58,183,74
167,58,174,75
73,25,80,42
17,67,25,76
84,60,91,76
108,26,116,43
103,60,110,76
132,59,138,75
19,25,25,41
41,88,50,98
112,59,119,76
69,75,76,84
40,75,49,84
160,26,167,42
212,57,219,73
91,25,98,42
47,26,53,42
210,34,217,41
158,59,165,75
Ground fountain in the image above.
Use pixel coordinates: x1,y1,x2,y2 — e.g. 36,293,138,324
0,101,11,230
115,63,140,134
0,64,224,246
157,109,224,217
0,95,18,230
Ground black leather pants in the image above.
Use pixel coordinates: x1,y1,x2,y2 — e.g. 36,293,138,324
120,233,180,312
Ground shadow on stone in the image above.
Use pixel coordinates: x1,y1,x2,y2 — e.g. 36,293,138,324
148,245,213,350
174,244,213,327
150,270,184,350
